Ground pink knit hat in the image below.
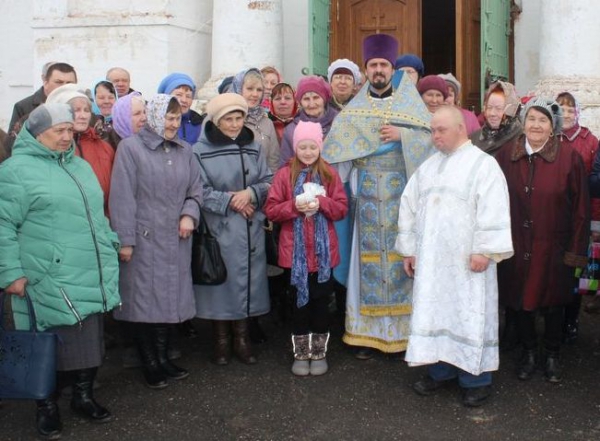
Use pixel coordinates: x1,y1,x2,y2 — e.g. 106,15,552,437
293,121,324,152
295,76,332,103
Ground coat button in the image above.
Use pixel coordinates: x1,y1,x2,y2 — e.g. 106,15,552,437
251,247,256,253
248,221,253,227
524,252,531,260
523,220,531,228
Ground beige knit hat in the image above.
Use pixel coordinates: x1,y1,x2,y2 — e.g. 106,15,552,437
46,83,91,105
207,93,248,124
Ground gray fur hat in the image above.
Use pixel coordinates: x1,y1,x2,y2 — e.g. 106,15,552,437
27,103,74,137
521,96,563,134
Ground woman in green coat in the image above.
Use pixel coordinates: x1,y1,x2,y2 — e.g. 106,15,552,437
0,104,120,439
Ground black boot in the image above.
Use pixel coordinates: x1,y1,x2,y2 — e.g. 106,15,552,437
134,325,168,389
213,320,232,365
155,326,189,380
36,395,62,440
249,316,267,344
333,278,347,320
562,318,579,345
232,319,257,364
544,350,562,383
517,348,537,381
70,368,113,423
178,319,198,338
500,308,520,351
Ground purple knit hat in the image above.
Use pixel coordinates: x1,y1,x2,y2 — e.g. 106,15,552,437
363,34,398,66
417,75,449,99
295,75,332,103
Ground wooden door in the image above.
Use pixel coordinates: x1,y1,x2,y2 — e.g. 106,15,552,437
456,0,481,111
330,0,422,67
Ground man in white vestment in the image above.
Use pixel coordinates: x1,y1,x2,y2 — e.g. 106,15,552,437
395,106,513,407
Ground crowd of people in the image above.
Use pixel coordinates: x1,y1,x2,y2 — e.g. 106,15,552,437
1,32,599,439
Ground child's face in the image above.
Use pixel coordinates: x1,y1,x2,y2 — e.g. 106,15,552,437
296,140,320,166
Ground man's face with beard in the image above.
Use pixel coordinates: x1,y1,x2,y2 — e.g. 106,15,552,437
365,58,393,91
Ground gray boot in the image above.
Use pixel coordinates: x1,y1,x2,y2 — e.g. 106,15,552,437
291,334,311,376
310,333,330,376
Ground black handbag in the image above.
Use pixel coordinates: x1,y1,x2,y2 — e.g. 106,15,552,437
264,220,280,266
0,291,57,400
191,214,228,285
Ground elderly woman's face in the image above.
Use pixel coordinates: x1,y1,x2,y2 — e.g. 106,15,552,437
171,86,194,114
484,93,507,130
330,73,354,102
272,89,295,119
445,86,456,105
422,90,445,114
95,84,116,117
242,78,264,108
300,92,325,118
70,97,92,133
218,111,245,138
524,108,553,147
263,73,279,99
163,111,182,140
399,67,419,85
131,98,147,134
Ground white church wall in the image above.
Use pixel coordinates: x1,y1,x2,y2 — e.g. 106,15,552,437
513,0,541,97
281,0,309,88
0,0,212,131
0,0,35,131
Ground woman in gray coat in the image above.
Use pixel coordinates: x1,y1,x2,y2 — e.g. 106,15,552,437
193,93,272,364
109,94,202,389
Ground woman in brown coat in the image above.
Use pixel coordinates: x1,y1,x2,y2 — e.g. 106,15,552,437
496,97,590,384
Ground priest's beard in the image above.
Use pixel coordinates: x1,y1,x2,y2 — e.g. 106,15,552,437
370,75,391,91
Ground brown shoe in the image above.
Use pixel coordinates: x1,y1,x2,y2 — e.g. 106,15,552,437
232,319,257,364
212,320,231,365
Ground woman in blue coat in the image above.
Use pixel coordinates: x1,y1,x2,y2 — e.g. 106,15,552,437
193,93,273,365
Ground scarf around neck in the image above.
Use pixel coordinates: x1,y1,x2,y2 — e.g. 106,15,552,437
291,167,331,308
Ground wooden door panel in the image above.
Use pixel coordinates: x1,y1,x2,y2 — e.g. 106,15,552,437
456,0,481,111
331,0,422,67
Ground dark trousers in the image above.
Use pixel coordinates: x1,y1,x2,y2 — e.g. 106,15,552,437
564,293,581,324
517,307,564,351
289,271,333,335
429,362,492,388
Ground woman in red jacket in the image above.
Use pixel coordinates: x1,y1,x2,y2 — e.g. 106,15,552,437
265,121,348,376
496,97,590,383
47,84,115,216
556,91,600,342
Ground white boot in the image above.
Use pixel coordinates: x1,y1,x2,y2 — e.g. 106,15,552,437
310,333,329,376
291,334,311,376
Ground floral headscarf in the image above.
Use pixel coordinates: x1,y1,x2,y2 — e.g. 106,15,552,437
146,94,177,138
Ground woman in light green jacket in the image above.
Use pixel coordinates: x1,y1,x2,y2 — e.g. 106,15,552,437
0,104,120,439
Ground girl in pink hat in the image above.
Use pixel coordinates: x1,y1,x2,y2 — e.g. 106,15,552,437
265,121,348,376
